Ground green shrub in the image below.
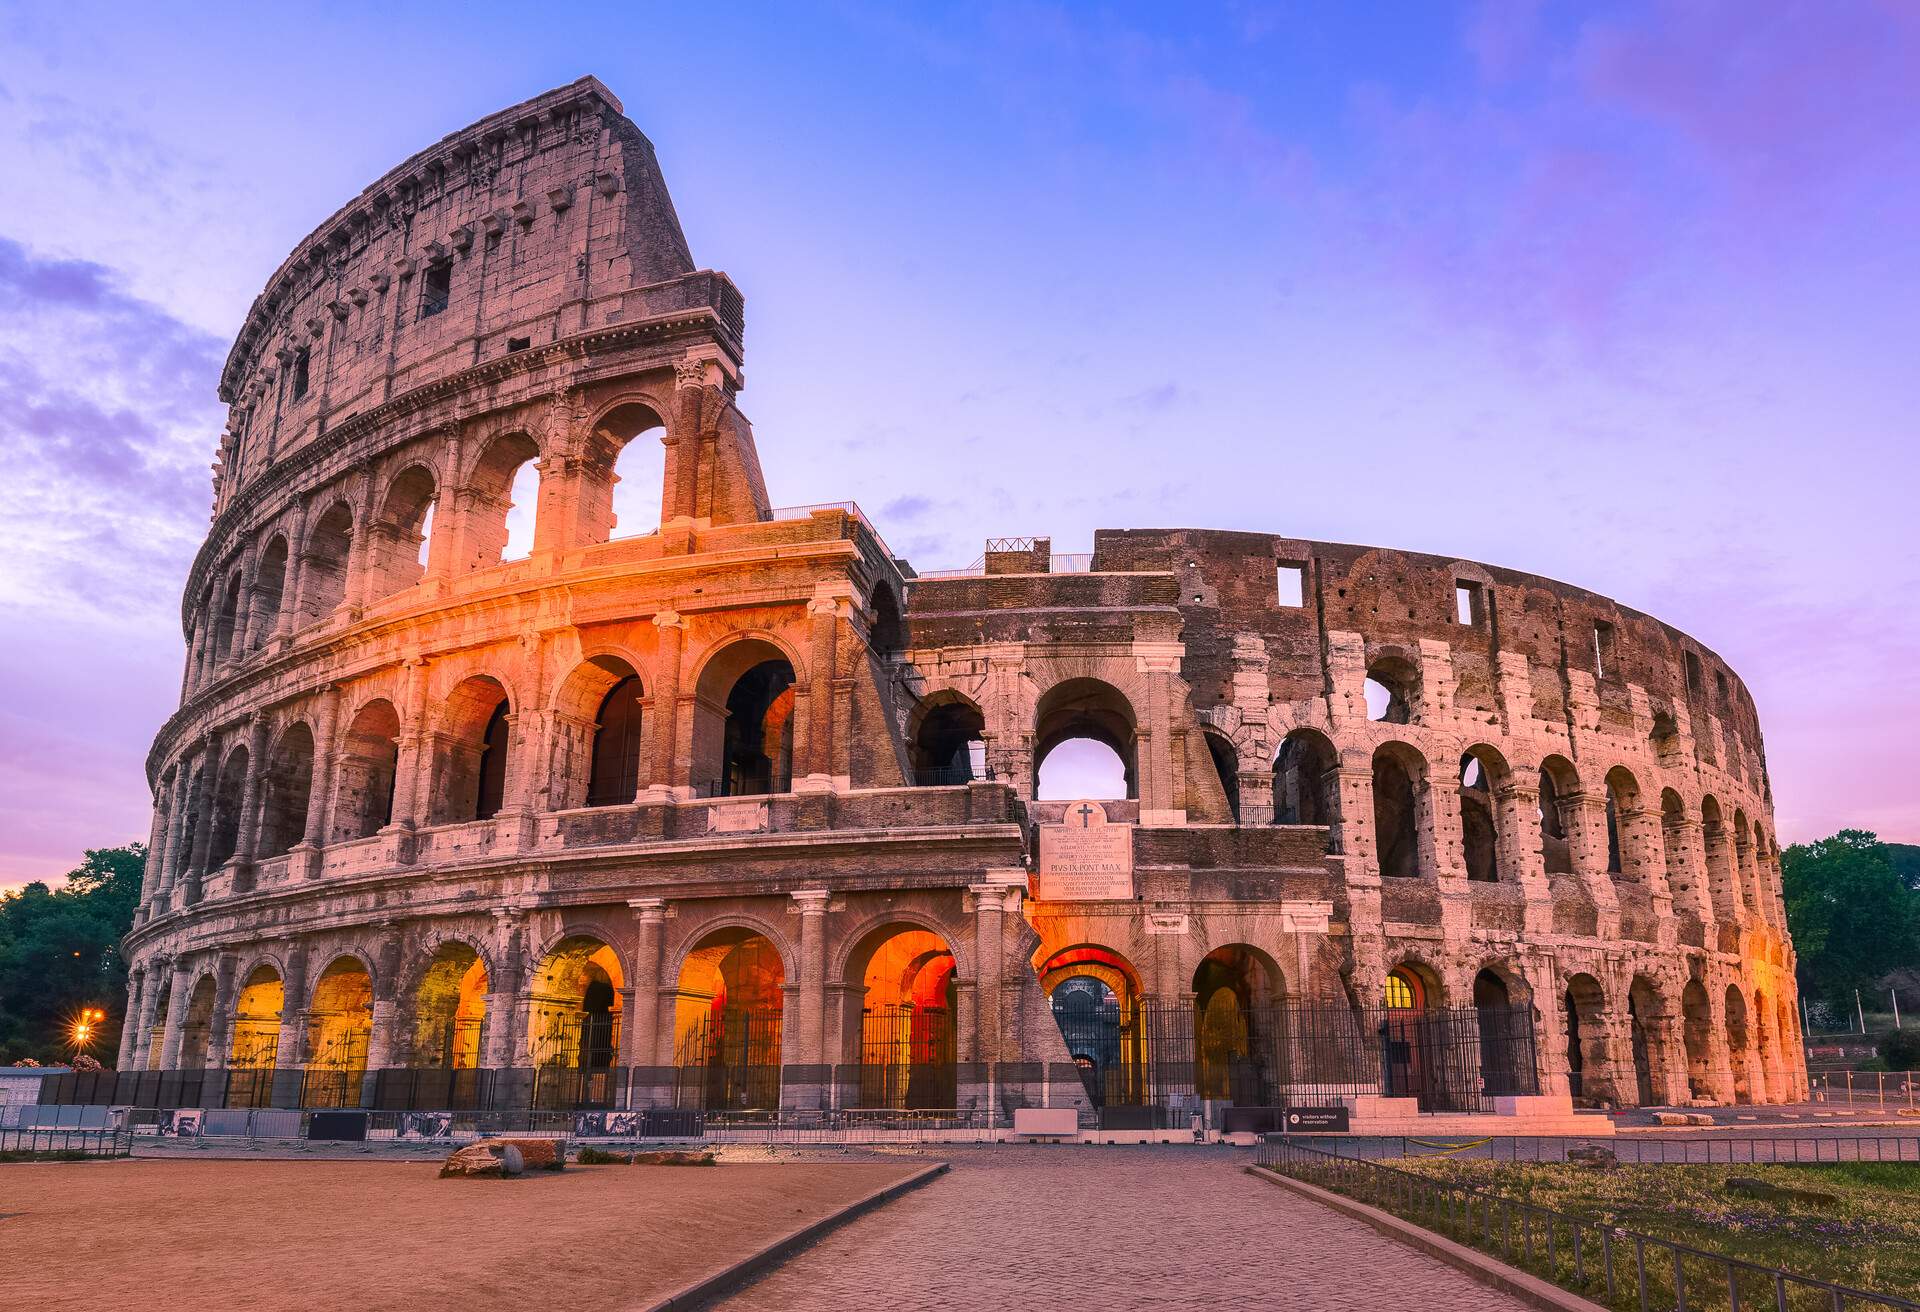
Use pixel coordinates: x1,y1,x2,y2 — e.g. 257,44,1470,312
573,1146,633,1165
1882,1028,1920,1071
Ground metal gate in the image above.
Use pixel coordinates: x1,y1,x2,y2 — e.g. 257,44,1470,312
676,1009,781,1111
858,1004,955,1109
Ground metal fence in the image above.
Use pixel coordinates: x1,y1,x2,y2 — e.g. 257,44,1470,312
1812,1070,1920,1108
1255,1136,1920,1312
1273,1133,1920,1165
0,1126,131,1157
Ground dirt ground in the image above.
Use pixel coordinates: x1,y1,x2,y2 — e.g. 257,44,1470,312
0,1157,918,1309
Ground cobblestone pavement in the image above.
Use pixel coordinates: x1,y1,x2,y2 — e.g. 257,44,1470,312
715,1145,1535,1310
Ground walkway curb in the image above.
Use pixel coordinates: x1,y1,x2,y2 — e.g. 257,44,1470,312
1245,1165,1607,1312
638,1161,950,1310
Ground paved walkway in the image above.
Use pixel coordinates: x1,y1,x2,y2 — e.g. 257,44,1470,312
717,1146,1534,1310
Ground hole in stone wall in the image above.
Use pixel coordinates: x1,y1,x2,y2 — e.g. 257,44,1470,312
1276,562,1305,608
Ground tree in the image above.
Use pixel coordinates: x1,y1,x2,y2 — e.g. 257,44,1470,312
0,845,144,1065
1782,830,1920,1009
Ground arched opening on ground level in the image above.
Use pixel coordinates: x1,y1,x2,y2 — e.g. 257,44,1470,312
257,724,314,858
145,981,171,1071
335,699,400,840
1681,978,1714,1101
1193,944,1286,1101
847,925,957,1110
230,965,283,1070
692,640,796,798
1627,976,1662,1107
1564,973,1613,1105
304,957,373,1106
1040,943,1150,1109
530,937,622,1072
1725,984,1754,1105
1471,968,1532,1098
431,676,511,824
178,975,216,1072
674,928,783,1111
412,943,487,1070
908,695,986,786
1033,678,1138,801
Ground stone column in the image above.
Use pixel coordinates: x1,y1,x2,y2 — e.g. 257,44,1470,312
792,889,830,1074
158,962,193,1070
1134,638,1185,823
627,899,666,1095
116,969,145,1069
230,713,271,878
135,957,169,1070
640,610,687,796
207,955,240,1071
971,882,1014,1061
275,502,310,641
798,591,842,789
294,685,341,875
274,944,311,1069
482,910,524,1070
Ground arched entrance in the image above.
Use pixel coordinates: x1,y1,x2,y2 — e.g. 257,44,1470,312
1681,978,1714,1101
229,965,284,1106
1725,985,1754,1105
178,975,216,1072
304,956,373,1108
848,925,957,1110
1033,678,1137,801
1564,973,1613,1105
1040,944,1146,1109
525,936,621,1109
674,929,784,1111
412,943,487,1070
1471,968,1532,1098
1193,944,1285,1103
692,640,796,798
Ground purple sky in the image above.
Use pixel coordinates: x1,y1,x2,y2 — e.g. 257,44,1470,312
2,2,1917,887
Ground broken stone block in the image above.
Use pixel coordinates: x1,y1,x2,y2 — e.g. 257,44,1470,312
440,1141,524,1178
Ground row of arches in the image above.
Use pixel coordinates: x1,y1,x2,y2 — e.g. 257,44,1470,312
186,402,669,694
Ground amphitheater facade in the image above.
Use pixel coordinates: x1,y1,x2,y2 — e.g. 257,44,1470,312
117,77,1805,1124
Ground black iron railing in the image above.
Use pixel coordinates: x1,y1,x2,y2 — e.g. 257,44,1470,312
1255,1135,1920,1312
0,1126,131,1158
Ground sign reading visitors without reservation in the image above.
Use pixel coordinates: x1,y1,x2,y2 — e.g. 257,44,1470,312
1037,800,1134,900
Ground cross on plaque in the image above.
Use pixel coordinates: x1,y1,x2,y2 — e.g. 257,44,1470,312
1076,803,1097,828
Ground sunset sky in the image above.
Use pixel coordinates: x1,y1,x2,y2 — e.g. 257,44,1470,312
2,1,1916,887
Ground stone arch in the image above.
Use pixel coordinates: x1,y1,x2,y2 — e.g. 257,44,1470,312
1681,977,1714,1101
257,721,315,858
1371,742,1428,879
1563,972,1615,1104
907,690,986,786
1604,765,1650,881
430,674,511,824
1273,727,1339,831
841,920,960,1109
305,952,374,1083
408,939,490,1069
591,398,669,543
1627,974,1671,1107
1201,727,1242,823
460,430,543,568
1724,982,1754,1104
690,634,801,798
1036,943,1146,1009
1701,795,1739,919
551,654,646,809
249,534,289,648
1659,789,1695,905
364,463,438,600
1193,942,1288,1100
205,743,250,870
1471,962,1533,1097
1537,755,1579,875
1364,650,1420,724
334,698,400,841
299,500,355,622
828,907,970,986
867,581,906,660
214,564,245,660
528,933,626,1070
1732,808,1758,920
1385,957,1445,1009
672,923,786,1109
1040,943,1148,1107
1033,676,1139,801
1459,744,1509,882
229,961,284,1069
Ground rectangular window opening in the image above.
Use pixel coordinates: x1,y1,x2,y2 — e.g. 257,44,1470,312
1276,562,1305,608
506,335,531,353
1684,650,1702,693
419,261,452,319
1593,621,1615,681
290,348,310,400
1454,581,1485,627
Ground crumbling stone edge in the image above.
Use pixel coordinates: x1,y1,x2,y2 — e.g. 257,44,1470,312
639,1161,951,1310
1244,1166,1608,1312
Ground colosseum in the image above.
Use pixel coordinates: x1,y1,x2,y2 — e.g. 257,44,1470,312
110,77,1805,1133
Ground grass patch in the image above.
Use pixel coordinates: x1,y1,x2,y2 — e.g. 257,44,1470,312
0,1149,101,1163
1393,1156,1920,1305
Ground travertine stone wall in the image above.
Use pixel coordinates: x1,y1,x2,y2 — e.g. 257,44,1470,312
123,79,1804,1112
